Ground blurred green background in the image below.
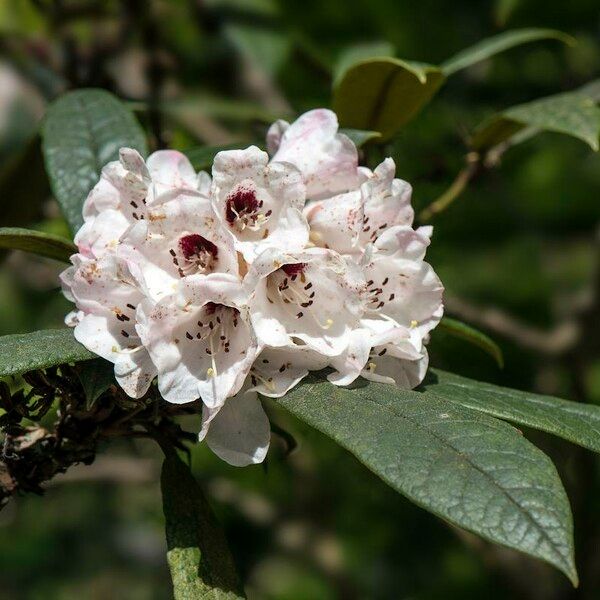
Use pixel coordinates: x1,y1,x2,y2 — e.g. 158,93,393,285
1,0,599,598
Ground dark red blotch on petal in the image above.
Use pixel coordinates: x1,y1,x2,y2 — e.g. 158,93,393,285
225,188,258,224
281,263,306,276
179,234,218,260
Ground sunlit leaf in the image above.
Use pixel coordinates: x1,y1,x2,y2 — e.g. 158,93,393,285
441,28,574,76
424,369,600,454
333,58,445,140
42,89,147,233
161,447,245,599
438,317,504,368
0,329,94,379
471,88,600,151
0,227,76,263
276,376,577,585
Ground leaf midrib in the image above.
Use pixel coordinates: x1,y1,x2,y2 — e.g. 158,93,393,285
290,382,571,571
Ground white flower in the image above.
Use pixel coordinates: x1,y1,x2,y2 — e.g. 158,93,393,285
361,225,444,339
211,146,308,262
244,247,365,356
77,149,203,259
268,109,359,199
60,253,156,398
306,158,413,257
60,106,446,467
136,274,259,407
119,195,238,302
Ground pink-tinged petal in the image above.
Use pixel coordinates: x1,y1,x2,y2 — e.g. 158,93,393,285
136,277,258,407
74,209,130,259
249,345,327,397
146,150,200,205
362,349,429,389
205,390,270,466
266,119,289,154
114,350,157,398
271,109,359,199
362,226,444,337
245,247,365,356
328,328,371,386
359,158,414,246
119,196,238,302
212,146,308,262
304,189,363,255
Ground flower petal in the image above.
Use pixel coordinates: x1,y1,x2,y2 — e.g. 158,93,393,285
271,109,359,199
205,390,270,466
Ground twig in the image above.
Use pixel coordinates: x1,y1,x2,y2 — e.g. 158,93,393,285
418,152,481,222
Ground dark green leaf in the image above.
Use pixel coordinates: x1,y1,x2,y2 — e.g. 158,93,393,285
161,448,245,599
184,144,249,172
333,41,395,86
276,377,577,584
339,128,382,147
0,227,76,263
438,317,504,368
42,89,147,234
424,369,600,455
0,329,94,379
76,358,115,409
333,58,445,140
471,88,600,151
441,28,574,76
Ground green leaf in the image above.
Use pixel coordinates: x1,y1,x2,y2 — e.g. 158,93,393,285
42,89,148,234
424,369,600,455
184,144,250,172
0,329,94,379
0,227,76,263
339,128,382,147
333,41,395,86
76,358,115,409
471,88,600,151
276,377,577,585
333,58,445,140
161,448,245,599
438,317,504,368
441,28,574,76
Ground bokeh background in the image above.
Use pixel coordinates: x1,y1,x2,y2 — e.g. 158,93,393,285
1,1,599,598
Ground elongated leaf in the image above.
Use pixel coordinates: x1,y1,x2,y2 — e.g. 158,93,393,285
438,317,504,368
424,369,600,454
76,358,115,409
0,227,76,263
333,58,445,140
42,89,147,233
441,28,574,76
184,144,249,172
0,329,94,379
161,448,245,599
276,377,577,584
472,88,600,151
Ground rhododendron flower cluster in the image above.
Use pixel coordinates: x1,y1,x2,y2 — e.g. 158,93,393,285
61,109,444,467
